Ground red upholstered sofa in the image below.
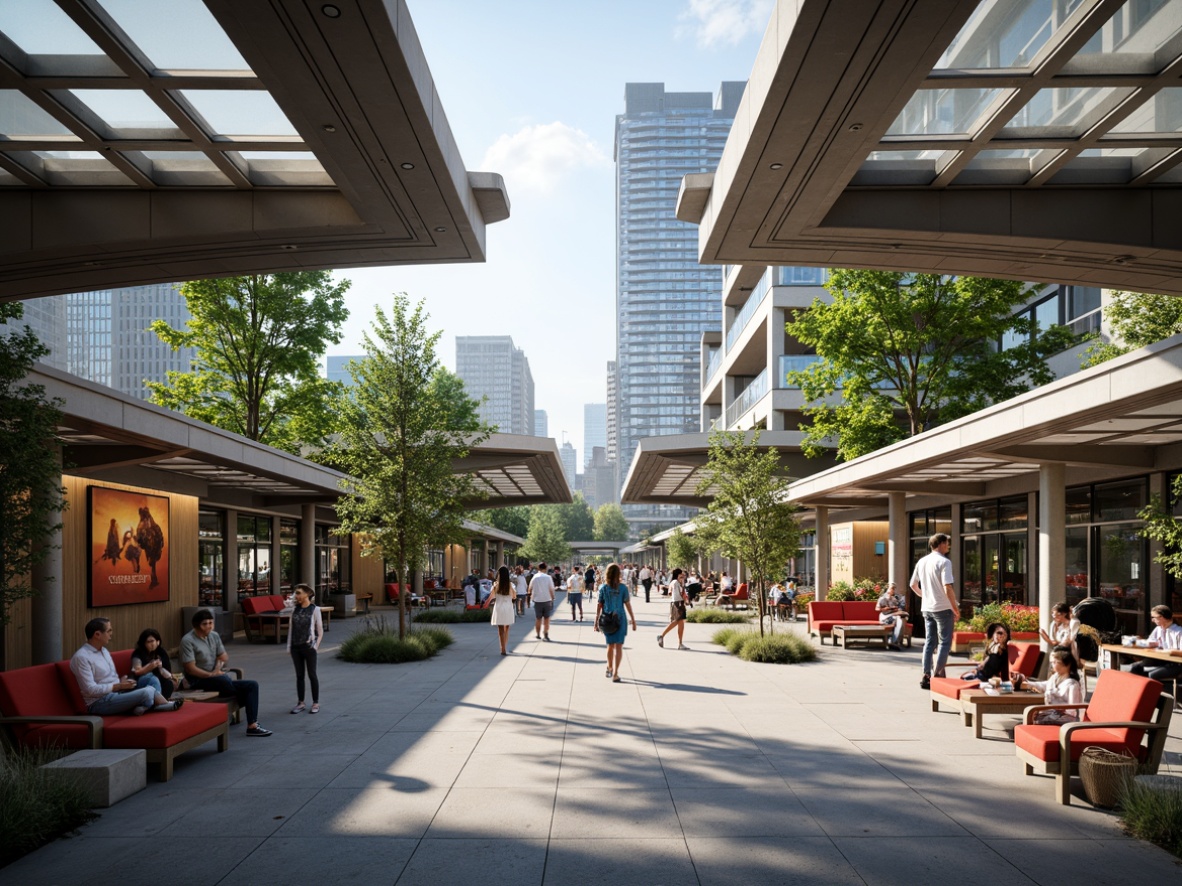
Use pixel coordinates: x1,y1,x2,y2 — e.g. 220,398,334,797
0,649,228,781
952,630,1040,652
808,600,911,645
929,642,1044,712
241,594,289,642
1015,669,1174,804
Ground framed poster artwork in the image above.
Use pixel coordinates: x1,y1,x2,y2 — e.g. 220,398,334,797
88,486,171,607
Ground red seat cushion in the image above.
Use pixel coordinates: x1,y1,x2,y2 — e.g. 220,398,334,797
930,676,979,700
103,702,226,748
54,661,90,714
241,597,262,615
267,595,285,610
841,601,880,620
1010,642,1042,678
1014,724,1140,763
809,602,843,627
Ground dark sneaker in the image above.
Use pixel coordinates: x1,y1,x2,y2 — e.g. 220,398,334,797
246,725,273,737
132,705,148,716
920,675,931,690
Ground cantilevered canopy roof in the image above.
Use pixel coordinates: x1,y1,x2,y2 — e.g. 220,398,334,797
680,0,1182,295
456,433,573,508
785,331,1182,511
621,431,831,509
0,0,509,301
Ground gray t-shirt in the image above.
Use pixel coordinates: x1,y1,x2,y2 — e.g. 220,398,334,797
180,628,225,672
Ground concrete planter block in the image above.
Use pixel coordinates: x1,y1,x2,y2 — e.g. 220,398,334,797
42,748,147,808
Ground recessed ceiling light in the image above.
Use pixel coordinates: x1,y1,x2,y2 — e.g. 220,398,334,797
434,226,447,233
400,162,415,169
848,123,864,132
321,5,341,18
280,244,298,251
769,163,783,170
322,124,336,133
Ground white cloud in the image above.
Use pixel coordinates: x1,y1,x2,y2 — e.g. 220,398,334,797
677,0,773,48
479,122,608,195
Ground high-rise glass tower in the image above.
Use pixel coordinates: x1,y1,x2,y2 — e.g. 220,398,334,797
455,335,535,435
583,403,606,469
614,81,744,536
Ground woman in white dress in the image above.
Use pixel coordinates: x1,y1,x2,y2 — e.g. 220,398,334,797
489,565,517,656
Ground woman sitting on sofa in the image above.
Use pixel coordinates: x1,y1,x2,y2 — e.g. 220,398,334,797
960,622,1011,681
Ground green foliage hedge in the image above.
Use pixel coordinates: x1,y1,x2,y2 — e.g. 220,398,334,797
710,627,817,664
686,609,751,624
1,749,97,867
338,617,454,663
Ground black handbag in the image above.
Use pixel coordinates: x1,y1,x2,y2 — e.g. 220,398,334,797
598,587,622,633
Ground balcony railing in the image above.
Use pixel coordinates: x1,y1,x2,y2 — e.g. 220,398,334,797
725,274,771,352
725,368,768,426
704,348,722,386
778,355,822,388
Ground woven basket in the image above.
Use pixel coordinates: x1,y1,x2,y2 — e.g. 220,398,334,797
1078,746,1137,808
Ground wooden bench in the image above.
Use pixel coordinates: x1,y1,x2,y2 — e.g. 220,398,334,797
353,594,373,616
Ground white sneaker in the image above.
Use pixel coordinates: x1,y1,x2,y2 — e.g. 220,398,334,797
678,644,689,650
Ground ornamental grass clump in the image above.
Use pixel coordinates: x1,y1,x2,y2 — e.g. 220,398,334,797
686,608,751,624
710,628,817,664
1120,777,1182,858
338,615,453,663
0,748,97,868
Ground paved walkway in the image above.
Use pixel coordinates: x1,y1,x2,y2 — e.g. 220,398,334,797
11,596,1182,885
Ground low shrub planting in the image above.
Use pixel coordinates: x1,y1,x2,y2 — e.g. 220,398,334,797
338,615,454,663
956,601,1041,634
711,627,818,664
686,608,751,624
413,608,491,624
1121,777,1182,858
0,748,97,868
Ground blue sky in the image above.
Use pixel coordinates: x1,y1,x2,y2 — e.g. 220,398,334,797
330,0,772,468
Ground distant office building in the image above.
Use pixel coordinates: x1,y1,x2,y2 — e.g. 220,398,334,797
455,335,535,435
583,403,606,469
584,446,617,510
535,409,548,438
3,284,195,399
606,361,618,465
615,81,744,536
559,441,577,489
326,355,364,386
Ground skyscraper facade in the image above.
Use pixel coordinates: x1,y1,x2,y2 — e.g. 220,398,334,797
534,409,548,438
583,403,606,469
559,441,577,490
455,335,535,435
614,81,744,536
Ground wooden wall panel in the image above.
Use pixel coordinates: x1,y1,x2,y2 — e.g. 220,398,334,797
3,595,33,670
852,521,889,583
351,541,383,598
61,476,199,656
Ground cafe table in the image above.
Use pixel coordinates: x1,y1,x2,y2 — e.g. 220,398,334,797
960,687,1044,739
1100,642,1182,671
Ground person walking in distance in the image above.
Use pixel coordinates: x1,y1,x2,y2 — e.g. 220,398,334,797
595,562,637,682
513,565,529,616
657,568,689,650
639,563,653,603
567,566,585,622
488,565,518,655
910,533,958,689
529,561,556,641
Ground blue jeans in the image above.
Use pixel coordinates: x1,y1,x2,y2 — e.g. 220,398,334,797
188,674,260,725
922,609,955,677
87,674,161,715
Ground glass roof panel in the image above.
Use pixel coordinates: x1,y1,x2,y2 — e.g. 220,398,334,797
886,87,1004,136
178,90,298,138
7,149,133,185
96,0,250,72
1107,88,1182,134
0,90,78,139
0,0,105,55
0,168,22,185
236,152,333,187
1001,86,1134,137
934,0,1082,70
1074,0,1176,59
68,89,181,134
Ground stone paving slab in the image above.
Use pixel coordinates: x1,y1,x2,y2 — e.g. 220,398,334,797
8,596,1182,884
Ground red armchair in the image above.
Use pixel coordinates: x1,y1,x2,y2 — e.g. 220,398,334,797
929,642,1044,713
1015,669,1173,805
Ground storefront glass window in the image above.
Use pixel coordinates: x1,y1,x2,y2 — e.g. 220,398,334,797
236,514,272,601
198,510,224,609
279,519,299,590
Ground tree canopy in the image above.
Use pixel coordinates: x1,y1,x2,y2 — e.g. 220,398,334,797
519,506,572,564
592,503,629,541
0,304,65,626
665,528,698,573
149,272,350,454
787,270,1076,461
331,294,490,637
695,429,800,635
469,505,530,539
553,495,595,541
1083,290,1182,367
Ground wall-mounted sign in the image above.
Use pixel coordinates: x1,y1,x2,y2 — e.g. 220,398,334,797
88,486,170,607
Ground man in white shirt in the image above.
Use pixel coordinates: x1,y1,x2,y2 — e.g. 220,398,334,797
70,617,181,715
514,565,529,616
639,565,653,602
529,562,556,641
1130,605,1182,683
910,533,959,689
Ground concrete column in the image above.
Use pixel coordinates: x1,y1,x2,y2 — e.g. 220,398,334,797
271,515,282,593
1039,463,1066,650
814,506,829,600
767,306,787,430
300,504,316,593
888,492,908,592
31,447,64,664
950,503,962,598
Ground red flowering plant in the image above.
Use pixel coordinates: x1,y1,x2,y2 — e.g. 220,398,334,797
956,602,1040,633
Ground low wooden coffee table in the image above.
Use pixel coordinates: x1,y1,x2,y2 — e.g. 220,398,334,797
833,624,892,648
960,689,1044,739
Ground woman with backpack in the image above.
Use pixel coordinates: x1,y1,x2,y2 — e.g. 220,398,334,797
594,562,637,683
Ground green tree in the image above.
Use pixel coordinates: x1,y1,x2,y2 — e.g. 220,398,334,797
427,367,485,431
149,272,350,454
469,505,530,538
332,295,491,638
592,503,629,541
0,305,65,626
519,506,571,564
554,495,595,541
665,528,698,572
1138,475,1182,581
787,271,1076,461
1083,290,1182,367
695,430,801,636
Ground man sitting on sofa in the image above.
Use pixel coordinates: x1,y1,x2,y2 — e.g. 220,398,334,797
70,617,183,715
181,609,272,737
